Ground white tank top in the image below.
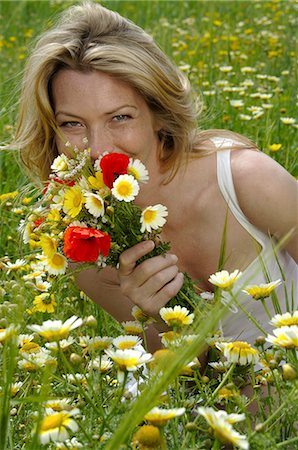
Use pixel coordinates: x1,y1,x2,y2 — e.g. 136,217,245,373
214,138,298,343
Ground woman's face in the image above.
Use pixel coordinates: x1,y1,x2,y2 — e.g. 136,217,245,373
52,69,162,168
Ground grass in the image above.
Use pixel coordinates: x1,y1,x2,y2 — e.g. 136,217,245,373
0,1,297,449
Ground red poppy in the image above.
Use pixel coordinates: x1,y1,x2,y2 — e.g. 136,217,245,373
63,226,111,262
99,153,129,189
34,217,45,228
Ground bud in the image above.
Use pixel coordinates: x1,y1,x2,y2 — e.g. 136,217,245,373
85,315,98,328
282,363,297,381
201,375,210,384
255,423,264,432
254,336,266,347
10,408,18,416
69,353,83,366
268,359,278,370
185,422,197,432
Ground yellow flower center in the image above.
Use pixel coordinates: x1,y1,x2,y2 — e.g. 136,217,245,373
143,209,157,223
40,412,69,431
116,181,132,196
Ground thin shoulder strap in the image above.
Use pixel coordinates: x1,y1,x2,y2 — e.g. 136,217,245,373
216,148,267,247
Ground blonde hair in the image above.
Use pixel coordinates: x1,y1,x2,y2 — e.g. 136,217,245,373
11,1,257,181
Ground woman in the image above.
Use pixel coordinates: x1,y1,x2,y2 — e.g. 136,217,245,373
10,1,298,350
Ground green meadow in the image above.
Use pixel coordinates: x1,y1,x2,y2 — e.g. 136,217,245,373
0,1,297,449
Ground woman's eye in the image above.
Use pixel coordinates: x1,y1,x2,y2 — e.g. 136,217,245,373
112,115,130,122
60,121,83,128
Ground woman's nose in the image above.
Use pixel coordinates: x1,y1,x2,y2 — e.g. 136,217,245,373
89,129,115,161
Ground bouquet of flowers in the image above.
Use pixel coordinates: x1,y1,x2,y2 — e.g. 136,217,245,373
21,145,204,311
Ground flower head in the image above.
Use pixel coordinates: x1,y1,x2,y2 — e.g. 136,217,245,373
112,335,142,350
128,158,149,183
270,311,298,328
33,293,57,313
84,192,105,218
121,321,143,335
100,152,129,188
159,305,194,328
132,425,162,448
111,174,139,202
217,341,259,365
208,269,242,290
51,155,70,174
266,326,298,349
37,408,80,444
105,348,152,372
144,407,185,427
43,252,68,275
88,171,105,190
63,185,85,218
140,204,168,233
28,316,83,341
242,279,282,299
63,226,111,262
197,407,248,449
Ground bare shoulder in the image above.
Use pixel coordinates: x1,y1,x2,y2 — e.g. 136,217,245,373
231,149,298,258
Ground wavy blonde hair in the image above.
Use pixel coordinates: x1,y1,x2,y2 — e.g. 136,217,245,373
11,1,256,181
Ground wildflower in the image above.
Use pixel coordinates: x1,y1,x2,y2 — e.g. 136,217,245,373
45,337,75,353
0,190,19,203
268,143,282,152
55,437,83,449
282,363,297,381
28,316,83,341
11,382,23,396
159,305,194,328
122,321,143,335
88,355,113,373
47,208,61,222
270,311,298,327
197,407,248,449
144,407,185,427
217,341,259,365
266,326,298,349
208,361,231,372
100,152,129,188
280,117,296,125
140,204,168,233
63,226,111,262
0,325,18,344
33,293,57,313
19,341,41,353
219,65,233,72
84,192,105,218
5,258,27,274
88,171,105,190
35,278,51,292
51,154,70,173
63,185,85,218
40,235,58,258
112,335,142,350
44,252,68,275
78,335,112,353
128,158,149,183
242,279,282,299
18,348,57,371
208,269,242,290
112,174,139,202
44,398,73,412
230,99,244,108
105,348,152,381
132,424,162,449
37,408,80,444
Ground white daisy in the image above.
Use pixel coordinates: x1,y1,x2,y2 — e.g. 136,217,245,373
111,174,139,202
84,192,105,218
128,158,149,183
140,204,168,233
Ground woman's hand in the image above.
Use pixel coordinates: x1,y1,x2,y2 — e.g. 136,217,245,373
118,240,184,323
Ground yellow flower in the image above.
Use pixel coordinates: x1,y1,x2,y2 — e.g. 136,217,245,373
112,335,142,350
270,311,298,328
268,143,282,152
144,406,185,427
0,325,18,343
132,425,162,449
111,174,139,202
22,197,33,205
51,155,69,173
208,269,242,290
242,279,282,299
28,316,83,341
63,186,85,218
47,208,61,222
19,341,41,353
121,321,143,335
140,204,168,233
131,305,155,324
33,293,57,313
266,326,298,349
0,191,18,203
38,409,80,444
105,348,152,372
88,171,105,190
217,341,259,365
40,235,58,258
159,305,194,328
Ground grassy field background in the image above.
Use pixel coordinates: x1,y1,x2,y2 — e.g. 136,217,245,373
0,1,297,449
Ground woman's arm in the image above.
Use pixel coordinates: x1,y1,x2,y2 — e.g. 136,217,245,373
231,149,298,261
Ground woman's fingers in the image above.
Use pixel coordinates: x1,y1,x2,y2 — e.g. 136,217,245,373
118,240,155,276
